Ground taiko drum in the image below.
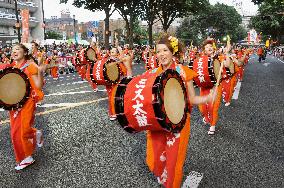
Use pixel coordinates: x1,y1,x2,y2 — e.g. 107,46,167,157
115,69,188,133
90,57,121,85
0,67,31,110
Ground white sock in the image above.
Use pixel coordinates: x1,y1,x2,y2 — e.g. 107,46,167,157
209,126,215,132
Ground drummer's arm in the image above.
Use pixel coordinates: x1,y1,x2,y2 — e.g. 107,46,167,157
31,64,47,90
238,52,247,64
224,56,233,67
186,80,216,105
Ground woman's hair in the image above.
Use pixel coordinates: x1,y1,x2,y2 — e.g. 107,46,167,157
31,41,39,48
157,34,183,57
201,39,214,50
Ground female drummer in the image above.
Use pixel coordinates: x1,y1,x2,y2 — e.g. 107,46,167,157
106,46,133,120
197,39,232,135
9,43,46,170
146,34,216,188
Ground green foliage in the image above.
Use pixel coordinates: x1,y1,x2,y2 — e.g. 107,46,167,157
157,0,209,32
46,31,63,40
133,19,148,45
176,17,204,46
114,0,144,47
177,3,245,45
249,0,284,42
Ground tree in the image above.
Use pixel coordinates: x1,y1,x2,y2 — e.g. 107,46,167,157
176,16,204,46
157,0,209,32
46,31,63,40
140,0,159,46
115,0,143,48
133,19,148,45
177,3,246,45
249,0,284,43
60,0,116,48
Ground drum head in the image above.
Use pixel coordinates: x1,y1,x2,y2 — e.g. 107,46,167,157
213,59,220,79
153,69,188,133
103,59,120,84
164,78,186,124
0,68,30,110
228,62,235,74
86,48,97,61
106,62,119,81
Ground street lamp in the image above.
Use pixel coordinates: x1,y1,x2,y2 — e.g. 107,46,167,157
73,15,77,47
14,0,21,43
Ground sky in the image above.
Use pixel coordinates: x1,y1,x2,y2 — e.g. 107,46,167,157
44,0,259,23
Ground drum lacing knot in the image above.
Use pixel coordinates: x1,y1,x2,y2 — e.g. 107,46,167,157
13,108,21,118
31,90,37,99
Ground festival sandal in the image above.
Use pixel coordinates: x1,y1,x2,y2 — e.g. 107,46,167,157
109,115,117,121
225,102,231,106
208,130,215,135
208,126,216,135
15,156,35,171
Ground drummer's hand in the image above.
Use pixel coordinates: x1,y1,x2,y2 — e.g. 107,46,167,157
128,50,134,61
38,64,48,75
207,87,217,103
122,54,133,77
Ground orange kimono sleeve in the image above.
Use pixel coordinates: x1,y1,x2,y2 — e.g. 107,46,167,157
26,63,44,101
179,65,198,82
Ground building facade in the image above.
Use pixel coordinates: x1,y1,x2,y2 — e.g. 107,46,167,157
0,0,44,44
45,9,78,40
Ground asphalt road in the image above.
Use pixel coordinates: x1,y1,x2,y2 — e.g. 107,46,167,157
0,54,283,188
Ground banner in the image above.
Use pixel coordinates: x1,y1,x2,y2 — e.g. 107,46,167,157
20,9,30,43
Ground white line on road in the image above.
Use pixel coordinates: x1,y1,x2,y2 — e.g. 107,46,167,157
55,80,87,87
53,85,90,93
277,58,284,64
182,171,203,188
1,97,108,125
263,63,271,67
232,81,242,100
37,102,92,108
45,89,106,97
45,90,94,97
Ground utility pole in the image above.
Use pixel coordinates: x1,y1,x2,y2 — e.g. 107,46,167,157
41,0,46,40
14,0,21,43
73,15,78,48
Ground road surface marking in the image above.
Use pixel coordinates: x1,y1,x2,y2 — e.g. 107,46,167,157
263,63,270,67
45,90,94,97
277,58,284,64
232,81,242,100
182,171,203,188
55,81,87,87
0,97,108,125
50,85,90,93
45,89,106,97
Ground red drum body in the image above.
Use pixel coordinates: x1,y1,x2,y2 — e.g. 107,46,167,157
76,47,97,65
146,55,159,70
90,58,121,85
115,69,188,133
188,56,234,89
0,67,31,110
0,63,10,70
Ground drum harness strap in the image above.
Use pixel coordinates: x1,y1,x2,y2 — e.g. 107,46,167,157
13,63,29,118
12,63,30,118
